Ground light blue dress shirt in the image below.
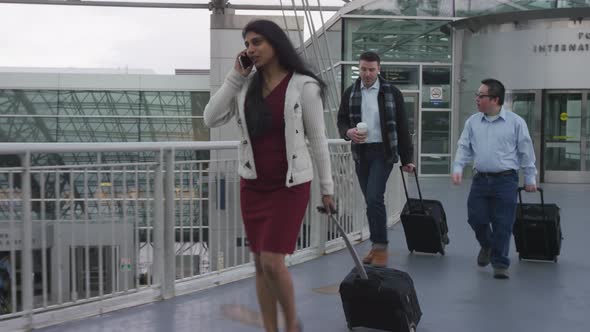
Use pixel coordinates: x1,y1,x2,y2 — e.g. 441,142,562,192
361,79,383,143
453,107,537,185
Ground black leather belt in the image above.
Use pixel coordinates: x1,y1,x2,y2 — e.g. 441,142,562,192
475,169,517,177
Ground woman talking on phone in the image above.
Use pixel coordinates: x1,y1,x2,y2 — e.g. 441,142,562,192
204,20,335,332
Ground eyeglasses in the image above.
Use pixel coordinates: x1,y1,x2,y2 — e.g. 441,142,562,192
475,93,495,99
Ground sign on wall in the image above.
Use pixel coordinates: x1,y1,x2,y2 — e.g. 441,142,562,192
430,87,443,101
533,31,590,53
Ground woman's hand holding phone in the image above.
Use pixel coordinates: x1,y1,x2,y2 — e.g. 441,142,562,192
235,51,253,77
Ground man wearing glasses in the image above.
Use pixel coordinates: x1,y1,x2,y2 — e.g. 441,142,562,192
452,78,537,279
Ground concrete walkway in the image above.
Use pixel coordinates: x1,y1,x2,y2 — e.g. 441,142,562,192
37,178,590,332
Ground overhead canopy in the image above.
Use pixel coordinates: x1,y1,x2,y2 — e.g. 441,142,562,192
449,7,590,32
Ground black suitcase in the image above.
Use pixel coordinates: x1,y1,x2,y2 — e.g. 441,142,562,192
513,187,562,262
400,168,449,255
340,266,421,332
318,208,422,332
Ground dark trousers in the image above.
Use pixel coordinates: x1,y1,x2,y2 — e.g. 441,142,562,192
355,144,393,245
467,172,519,269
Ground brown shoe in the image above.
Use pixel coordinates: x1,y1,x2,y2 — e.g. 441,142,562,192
370,249,388,267
362,249,374,265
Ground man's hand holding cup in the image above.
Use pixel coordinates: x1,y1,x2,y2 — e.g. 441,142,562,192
347,122,368,144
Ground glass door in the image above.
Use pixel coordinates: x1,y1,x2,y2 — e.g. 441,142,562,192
543,91,590,183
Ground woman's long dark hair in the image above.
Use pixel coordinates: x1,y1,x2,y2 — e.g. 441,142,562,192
242,19,326,138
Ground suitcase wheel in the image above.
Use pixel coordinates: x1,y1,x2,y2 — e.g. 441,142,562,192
554,256,558,263
443,234,450,245
347,322,353,331
440,247,445,256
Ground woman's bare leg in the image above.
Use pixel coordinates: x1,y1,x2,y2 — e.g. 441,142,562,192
259,251,300,332
254,254,279,332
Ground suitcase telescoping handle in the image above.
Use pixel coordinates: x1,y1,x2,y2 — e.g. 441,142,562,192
517,187,544,206
317,207,368,280
517,187,545,220
399,166,426,214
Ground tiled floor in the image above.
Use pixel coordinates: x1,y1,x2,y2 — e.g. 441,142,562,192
37,178,590,332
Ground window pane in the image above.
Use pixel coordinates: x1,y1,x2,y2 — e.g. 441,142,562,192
344,18,452,62
422,67,451,109
0,90,59,116
0,116,57,142
60,91,140,117
58,117,139,142
421,111,450,154
140,117,207,142
191,91,210,117
57,91,141,141
421,156,450,174
142,91,190,117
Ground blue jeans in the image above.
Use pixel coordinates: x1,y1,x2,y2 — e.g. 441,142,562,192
355,144,393,245
467,172,519,269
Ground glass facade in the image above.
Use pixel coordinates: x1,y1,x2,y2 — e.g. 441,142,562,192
455,0,589,16
0,90,209,144
343,18,452,63
346,0,590,17
335,0,455,175
347,0,454,16
0,89,210,225
308,0,590,176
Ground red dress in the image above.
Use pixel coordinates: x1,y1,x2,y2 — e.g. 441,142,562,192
240,72,311,254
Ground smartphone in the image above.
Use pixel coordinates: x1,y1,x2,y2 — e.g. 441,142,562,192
238,55,253,69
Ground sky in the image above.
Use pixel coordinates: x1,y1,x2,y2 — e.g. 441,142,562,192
0,0,341,74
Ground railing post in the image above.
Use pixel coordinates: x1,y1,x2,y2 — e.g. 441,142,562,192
152,150,165,297
20,152,34,328
163,148,176,299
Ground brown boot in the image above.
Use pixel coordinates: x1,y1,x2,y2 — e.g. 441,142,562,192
362,249,374,265
370,249,388,267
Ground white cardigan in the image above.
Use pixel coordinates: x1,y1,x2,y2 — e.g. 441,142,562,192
204,69,334,196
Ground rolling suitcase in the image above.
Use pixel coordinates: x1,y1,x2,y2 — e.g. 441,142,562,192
318,207,422,332
513,187,562,262
399,167,449,255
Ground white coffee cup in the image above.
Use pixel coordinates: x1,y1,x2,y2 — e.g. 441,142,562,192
356,122,368,135
356,122,368,143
